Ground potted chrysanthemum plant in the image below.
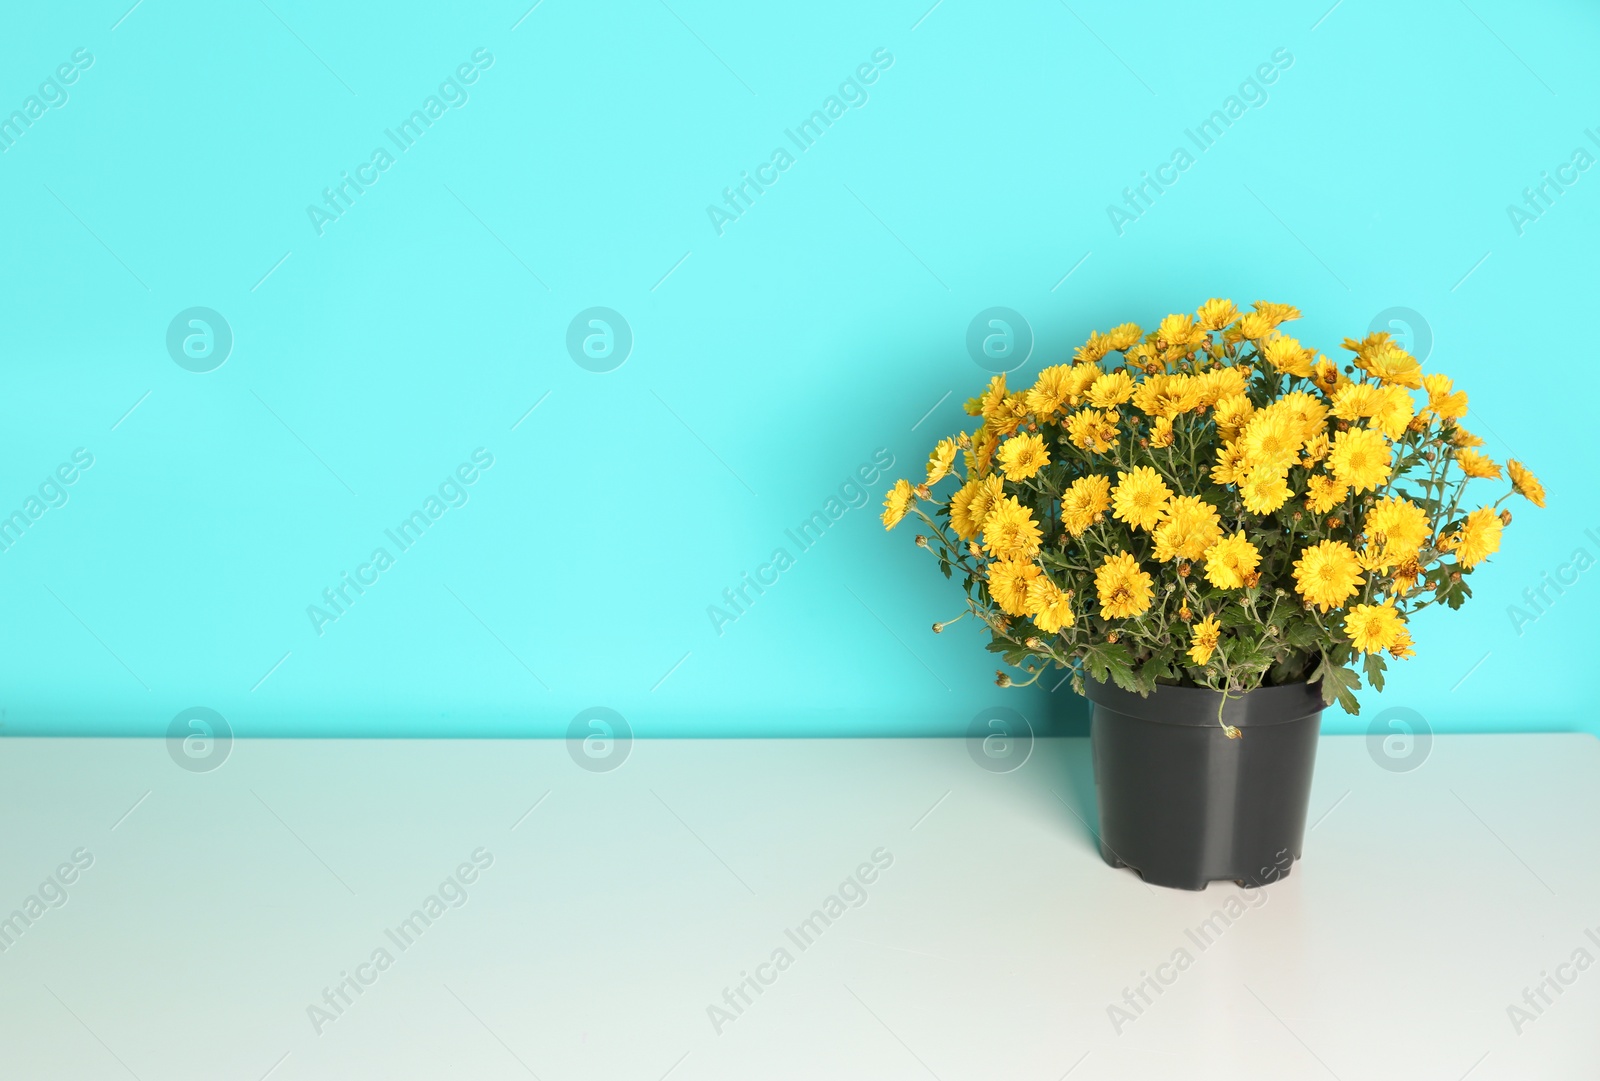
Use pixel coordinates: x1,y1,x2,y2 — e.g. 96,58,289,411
882,299,1545,890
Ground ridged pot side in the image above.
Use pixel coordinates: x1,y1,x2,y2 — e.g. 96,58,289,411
1085,679,1324,891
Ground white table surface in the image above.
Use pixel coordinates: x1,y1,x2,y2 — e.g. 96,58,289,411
1,733,1596,1080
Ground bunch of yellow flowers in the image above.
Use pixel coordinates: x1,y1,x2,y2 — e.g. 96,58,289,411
883,300,1546,718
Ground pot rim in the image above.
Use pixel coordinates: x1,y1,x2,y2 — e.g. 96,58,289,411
1085,677,1325,729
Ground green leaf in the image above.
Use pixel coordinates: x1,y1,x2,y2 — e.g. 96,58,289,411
1138,647,1177,688
1084,642,1137,693
1219,607,1257,630
1311,653,1362,712
1362,652,1387,693
1269,654,1312,685
1283,621,1321,650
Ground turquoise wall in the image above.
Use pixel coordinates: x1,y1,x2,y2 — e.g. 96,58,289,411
1,0,1594,738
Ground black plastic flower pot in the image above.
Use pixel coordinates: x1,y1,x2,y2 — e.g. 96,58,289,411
1085,678,1324,891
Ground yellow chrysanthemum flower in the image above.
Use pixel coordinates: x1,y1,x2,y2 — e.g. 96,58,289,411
1293,539,1365,612
1123,341,1162,373
1232,301,1301,343
1366,384,1415,440
987,558,1041,617
948,474,1003,540
1195,298,1239,331
1064,362,1103,403
1451,507,1503,568
965,427,996,478
1023,365,1075,419
1132,373,1203,418
1240,408,1302,472
1388,625,1416,660
1368,496,1430,551
981,496,1043,559
1105,322,1143,351
1196,366,1248,408
1236,311,1277,341
1454,448,1502,480
1156,312,1205,352
1359,342,1423,389
1203,532,1262,589
1211,441,1249,485
1262,333,1314,378
985,394,1029,437
997,432,1050,481
1027,575,1075,633
1305,473,1348,514
1130,375,1165,417
1329,427,1392,493
1241,464,1293,514
1450,427,1486,449
1148,415,1176,448
1344,603,1404,654
1086,370,1135,409
1152,495,1223,561
1214,393,1255,437
1066,407,1119,453
1061,475,1112,536
1421,373,1469,421
1340,331,1388,359
1073,331,1114,364
1508,459,1546,508
1330,383,1377,420
1390,557,1423,597
1308,355,1350,397
964,373,1008,418
1331,383,1414,440
881,479,915,529
1301,431,1331,467
1095,552,1154,619
1251,300,1302,327
1276,390,1330,441
925,438,959,485
1363,496,1430,570
1187,614,1222,665
1111,466,1172,531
